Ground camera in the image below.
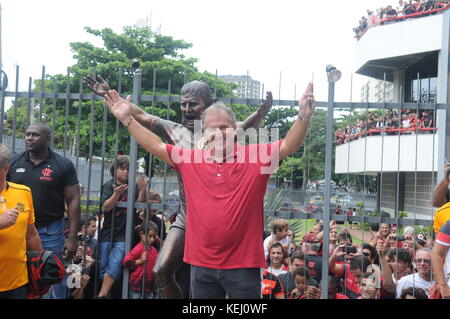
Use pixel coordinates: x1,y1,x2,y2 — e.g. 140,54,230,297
394,236,406,242
344,244,357,254
78,234,87,242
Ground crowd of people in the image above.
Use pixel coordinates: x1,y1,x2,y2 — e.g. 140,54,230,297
335,109,435,145
353,0,450,39
261,217,438,299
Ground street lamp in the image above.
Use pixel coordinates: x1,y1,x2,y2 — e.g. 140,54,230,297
326,64,342,83
321,64,341,300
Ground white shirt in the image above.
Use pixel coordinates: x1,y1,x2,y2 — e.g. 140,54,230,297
395,273,433,298
402,119,411,128
266,266,288,277
263,234,291,260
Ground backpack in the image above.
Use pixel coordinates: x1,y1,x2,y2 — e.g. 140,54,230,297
26,250,65,299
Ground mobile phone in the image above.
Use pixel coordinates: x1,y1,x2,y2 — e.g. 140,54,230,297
344,245,357,254
81,266,90,275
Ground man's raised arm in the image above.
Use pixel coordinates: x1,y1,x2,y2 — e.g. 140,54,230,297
279,82,316,161
104,90,173,166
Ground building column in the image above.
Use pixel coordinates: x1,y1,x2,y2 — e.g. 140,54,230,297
437,9,450,181
397,172,406,214
393,69,405,103
376,173,381,213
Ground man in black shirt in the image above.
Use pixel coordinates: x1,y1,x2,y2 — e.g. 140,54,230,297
7,123,81,299
301,233,323,284
386,5,398,18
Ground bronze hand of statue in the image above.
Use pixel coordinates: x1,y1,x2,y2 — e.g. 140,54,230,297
84,75,111,97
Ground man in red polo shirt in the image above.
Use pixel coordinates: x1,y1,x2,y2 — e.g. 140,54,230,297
103,83,315,299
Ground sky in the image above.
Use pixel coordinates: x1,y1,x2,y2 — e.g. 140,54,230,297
1,0,394,103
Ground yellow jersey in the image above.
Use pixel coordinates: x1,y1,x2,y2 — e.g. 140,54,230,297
0,182,35,292
434,202,450,235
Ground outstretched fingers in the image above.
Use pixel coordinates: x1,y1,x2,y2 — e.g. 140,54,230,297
84,75,95,88
104,92,113,108
307,82,314,94
104,90,120,108
97,75,107,83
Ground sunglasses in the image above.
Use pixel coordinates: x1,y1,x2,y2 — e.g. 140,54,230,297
362,252,371,257
415,259,431,264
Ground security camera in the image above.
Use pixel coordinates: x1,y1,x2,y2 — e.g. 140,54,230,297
131,59,141,70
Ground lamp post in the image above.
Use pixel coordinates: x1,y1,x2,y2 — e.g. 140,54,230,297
122,59,142,299
321,65,341,299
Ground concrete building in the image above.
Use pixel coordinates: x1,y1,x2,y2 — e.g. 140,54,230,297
336,8,450,219
361,79,394,103
219,74,261,99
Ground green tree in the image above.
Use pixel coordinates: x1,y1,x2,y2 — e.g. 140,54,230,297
6,25,236,161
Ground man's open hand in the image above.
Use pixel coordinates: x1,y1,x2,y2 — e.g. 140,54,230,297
104,90,133,124
299,82,316,122
257,92,273,117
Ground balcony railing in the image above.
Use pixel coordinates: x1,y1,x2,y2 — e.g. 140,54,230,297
357,4,450,40
336,127,438,145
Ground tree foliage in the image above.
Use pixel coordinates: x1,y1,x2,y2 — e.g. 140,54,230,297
5,26,236,161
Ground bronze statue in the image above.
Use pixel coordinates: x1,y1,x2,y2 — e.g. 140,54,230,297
85,75,272,298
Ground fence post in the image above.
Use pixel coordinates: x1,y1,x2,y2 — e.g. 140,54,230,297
321,65,341,299
122,63,142,299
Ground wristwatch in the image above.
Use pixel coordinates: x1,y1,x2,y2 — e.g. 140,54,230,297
123,116,134,128
298,114,311,123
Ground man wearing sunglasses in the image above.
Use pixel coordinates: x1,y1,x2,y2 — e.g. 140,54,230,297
85,76,272,298
395,248,434,298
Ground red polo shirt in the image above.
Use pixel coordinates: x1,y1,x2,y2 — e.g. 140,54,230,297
166,141,282,269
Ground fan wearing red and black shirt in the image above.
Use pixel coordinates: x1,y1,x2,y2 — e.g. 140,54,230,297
103,82,316,299
262,269,285,299
329,245,372,299
301,233,323,284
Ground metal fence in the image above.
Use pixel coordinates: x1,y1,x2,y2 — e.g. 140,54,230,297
1,63,446,300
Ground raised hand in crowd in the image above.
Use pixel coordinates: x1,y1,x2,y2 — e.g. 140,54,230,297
376,236,390,254
0,206,19,229
304,286,321,299
113,184,129,197
136,174,149,193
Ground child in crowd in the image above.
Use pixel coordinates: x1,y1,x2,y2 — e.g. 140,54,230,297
122,221,159,299
263,219,291,261
289,266,312,299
